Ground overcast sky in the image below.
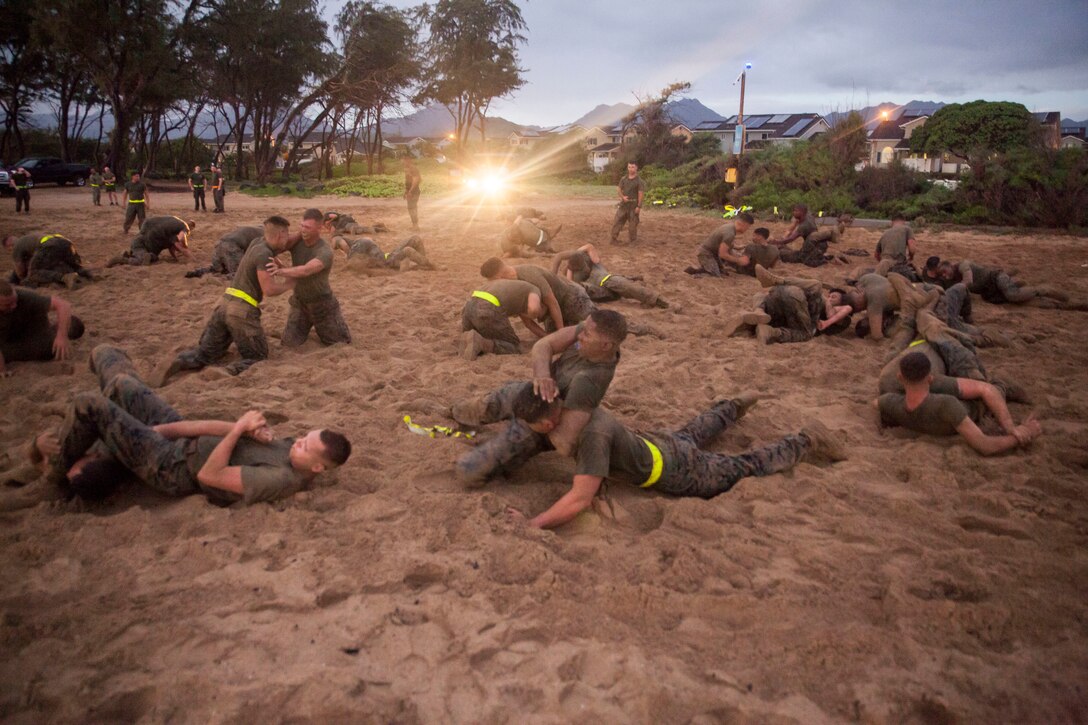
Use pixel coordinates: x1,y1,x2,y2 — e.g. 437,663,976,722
325,0,1088,124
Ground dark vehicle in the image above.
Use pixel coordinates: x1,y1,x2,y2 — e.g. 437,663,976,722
2,157,92,193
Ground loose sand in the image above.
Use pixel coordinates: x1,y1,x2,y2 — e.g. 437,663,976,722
1,186,1086,722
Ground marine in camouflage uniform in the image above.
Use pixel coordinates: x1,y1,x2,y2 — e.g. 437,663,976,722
609,165,645,244
565,249,669,308
25,234,95,288
343,235,435,272
500,218,560,258
122,173,149,232
89,169,104,206
281,233,351,347
188,226,264,278
324,211,385,236
122,216,191,266
775,207,842,268
479,393,845,527
460,279,543,356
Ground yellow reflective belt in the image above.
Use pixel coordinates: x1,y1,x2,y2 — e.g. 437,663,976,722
39,234,62,245
90,184,100,187
404,415,475,440
224,287,259,307
16,186,28,189
909,339,926,348
599,274,612,286
639,437,664,488
471,290,501,306
128,199,145,203
384,252,390,260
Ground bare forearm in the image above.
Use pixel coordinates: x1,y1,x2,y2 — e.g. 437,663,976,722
982,387,1016,434
199,426,243,479
154,420,233,439
529,492,592,529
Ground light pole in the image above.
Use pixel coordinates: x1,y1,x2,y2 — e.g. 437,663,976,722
731,62,753,186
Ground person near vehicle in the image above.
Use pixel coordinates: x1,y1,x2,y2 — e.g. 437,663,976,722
10,167,31,214
89,168,104,206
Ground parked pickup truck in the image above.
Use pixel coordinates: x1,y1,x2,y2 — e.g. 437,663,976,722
1,157,92,194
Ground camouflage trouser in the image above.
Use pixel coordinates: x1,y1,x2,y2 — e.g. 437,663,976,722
177,300,268,375
887,281,979,359
610,203,639,243
980,272,1035,304
25,263,86,287
92,187,101,205
123,202,146,232
601,273,660,307
759,284,820,343
780,228,838,267
210,242,246,276
0,316,85,362
338,222,375,236
193,188,206,211
875,258,920,281
696,247,727,277
546,288,598,333
654,400,812,498
283,294,351,347
407,190,420,227
461,299,520,355
51,375,195,497
934,283,975,329
386,236,433,269
91,344,141,389
453,381,549,484
213,188,224,212
15,189,29,212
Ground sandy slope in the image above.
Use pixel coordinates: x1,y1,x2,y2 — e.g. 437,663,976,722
1,186,1087,722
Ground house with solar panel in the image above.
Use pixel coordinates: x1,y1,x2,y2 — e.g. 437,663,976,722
691,113,830,153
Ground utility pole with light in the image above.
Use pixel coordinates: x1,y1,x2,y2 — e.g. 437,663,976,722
729,62,753,186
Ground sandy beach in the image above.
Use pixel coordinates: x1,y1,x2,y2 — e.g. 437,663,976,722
1,185,1087,722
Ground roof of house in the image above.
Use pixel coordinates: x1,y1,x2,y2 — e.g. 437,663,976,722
692,113,827,139
869,115,928,140
1033,111,1061,125
590,143,620,153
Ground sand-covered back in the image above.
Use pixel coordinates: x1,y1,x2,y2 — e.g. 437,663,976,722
1,186,1086,722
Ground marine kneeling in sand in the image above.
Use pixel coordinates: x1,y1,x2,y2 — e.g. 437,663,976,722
499,214,562,258
459,276,562,359
877,350,1041,456
4,233,99,289
3,344,351,510
501,386,846,529
722,264,853,344
154,216,296,385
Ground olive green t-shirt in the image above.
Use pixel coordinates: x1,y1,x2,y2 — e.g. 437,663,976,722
701,223,737,254
228,240,275,305
858,273,898,314
878,392,968,437
876,226,912,263
958,260,996,290
102,172,116,186
89,172,104,186
124,180,147,201
796,216,819,240
189,172,206,187
137,216,188,255
617,176,645,205
290,238,334,302
11,234,40,267
477,279,540,316
515,265,574,307
552,325,618,412
221,226,264,251
0,289,52,342
513,218,544,246
575,408,655,485
187,437,308,505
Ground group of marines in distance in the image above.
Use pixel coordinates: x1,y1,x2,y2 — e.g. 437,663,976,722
2,159,1083,524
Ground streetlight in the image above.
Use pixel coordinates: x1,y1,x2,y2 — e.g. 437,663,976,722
731,62,753,185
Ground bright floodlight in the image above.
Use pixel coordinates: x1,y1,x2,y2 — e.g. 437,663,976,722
481,172,504,194
465,177,480,190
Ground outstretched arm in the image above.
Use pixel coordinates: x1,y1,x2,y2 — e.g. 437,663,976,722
956,416,1040,456
551,249,577,275
523,474,603,529
955,378,1017,435
257,267,295,297
49,296,73,361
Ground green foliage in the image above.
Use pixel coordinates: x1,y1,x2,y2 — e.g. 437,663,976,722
955,147,1088,227
855,161,928,209
910,100,1038,162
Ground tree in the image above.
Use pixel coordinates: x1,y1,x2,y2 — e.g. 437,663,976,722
335,1,421,174
203,0,333,182
35,0,201,172
0,1,46,161
910,100,1039,163
415,0,526,149
826,110,867,182
606,82,698,173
